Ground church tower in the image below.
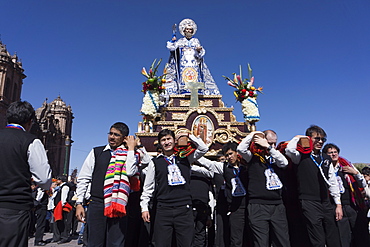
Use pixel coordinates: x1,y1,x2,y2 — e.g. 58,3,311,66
0,40,26,127
34,96,74,176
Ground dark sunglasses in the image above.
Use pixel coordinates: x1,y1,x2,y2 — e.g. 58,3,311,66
108,132,122,137
313,137,327,142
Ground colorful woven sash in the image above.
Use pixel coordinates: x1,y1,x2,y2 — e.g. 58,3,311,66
103,145,140,218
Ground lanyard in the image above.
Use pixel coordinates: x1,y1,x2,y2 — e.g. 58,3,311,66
232,166,240,177
310,154,323,168
164,155,175,166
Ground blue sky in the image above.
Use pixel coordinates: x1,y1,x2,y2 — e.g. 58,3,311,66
2,0,370,173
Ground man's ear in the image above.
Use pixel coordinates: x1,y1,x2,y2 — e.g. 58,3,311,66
23,120,33,132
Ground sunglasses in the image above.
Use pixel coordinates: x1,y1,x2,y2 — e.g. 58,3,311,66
313,137,327,142
108,132,122,137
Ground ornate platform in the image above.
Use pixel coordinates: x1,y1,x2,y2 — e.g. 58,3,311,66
136,94,251,157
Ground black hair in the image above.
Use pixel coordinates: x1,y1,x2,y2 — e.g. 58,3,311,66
56,175,68,182
305,125,327,138
6,101,35,125
362,166,370,176
110,122,129,137
217,150,225,157
323,143,340,154
222,142,238,155
158,129,175,143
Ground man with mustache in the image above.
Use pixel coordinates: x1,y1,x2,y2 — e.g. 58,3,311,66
76,122,139,247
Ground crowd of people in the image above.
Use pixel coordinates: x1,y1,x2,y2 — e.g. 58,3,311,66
1,101,370,247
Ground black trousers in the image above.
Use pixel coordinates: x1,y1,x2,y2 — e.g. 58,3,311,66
338,204,370,247
34,206,47,243
248,203,290,247
153,204,194,247
193,202,209,247
53,210,73,242
301,200,341,247
0,207,30,247
87,200,127,247
229,206,246,247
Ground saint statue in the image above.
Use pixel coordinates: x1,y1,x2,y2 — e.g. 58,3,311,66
164,19,220,96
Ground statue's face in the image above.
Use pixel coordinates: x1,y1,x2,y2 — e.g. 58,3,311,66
184,27,194,39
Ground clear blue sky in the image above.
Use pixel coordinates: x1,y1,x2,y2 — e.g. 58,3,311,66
2,0,370,173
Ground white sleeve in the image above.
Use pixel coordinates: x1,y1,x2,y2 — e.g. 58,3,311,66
191,164,214,178
125,150,139,176
197,156,224,175
140,160,155,212
352,166,367,188
28,139,52,190
187,135,209,164
138,147,152,165
269,148,289,168
61,185,70,206
328,163,341,205
76,149,95,204
167,40,177,51
36,188,45,202
237,134,254,162
285,137,302,164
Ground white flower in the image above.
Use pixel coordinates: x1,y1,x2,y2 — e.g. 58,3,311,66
241,97,260,122
140,91,160,118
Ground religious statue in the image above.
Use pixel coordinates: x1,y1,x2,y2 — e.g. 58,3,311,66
164,18,220,96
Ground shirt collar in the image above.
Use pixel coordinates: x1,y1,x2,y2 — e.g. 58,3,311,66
6,123,25,131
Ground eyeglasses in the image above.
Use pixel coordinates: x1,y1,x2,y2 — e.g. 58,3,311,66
313,137,327,143
108,132,122,137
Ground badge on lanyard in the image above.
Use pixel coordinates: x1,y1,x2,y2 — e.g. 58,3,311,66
231,167,246,197
166,156,186,186
336,174,345,194
264,157,283,190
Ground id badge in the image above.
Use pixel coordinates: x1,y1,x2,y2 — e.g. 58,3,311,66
336,176,345,193
264,168,283,190
167,164,186,186
231,177,246,197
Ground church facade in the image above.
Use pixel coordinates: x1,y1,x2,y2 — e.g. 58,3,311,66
0,40,73,176
0,40,26,127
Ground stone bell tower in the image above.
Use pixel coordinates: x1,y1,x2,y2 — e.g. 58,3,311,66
34,96,74,176
0,40,26,127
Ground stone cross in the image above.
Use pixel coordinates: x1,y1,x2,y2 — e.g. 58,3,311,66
185,81,204,107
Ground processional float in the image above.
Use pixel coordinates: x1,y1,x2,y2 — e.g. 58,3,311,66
136,18,263,156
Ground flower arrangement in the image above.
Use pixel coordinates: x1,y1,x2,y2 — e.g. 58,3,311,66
140,59,167,121
141,59,166,94
223,64,263,123
223,64,263,102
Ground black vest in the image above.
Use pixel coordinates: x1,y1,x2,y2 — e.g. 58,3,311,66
154,155,192,207
223,162,248,211
297,153,331,202
247,156,283,204
336,169,351,205
90,146,111,203
0,128,36,210
54,183,70,206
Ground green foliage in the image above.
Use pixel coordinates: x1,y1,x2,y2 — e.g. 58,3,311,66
353,163,370,173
